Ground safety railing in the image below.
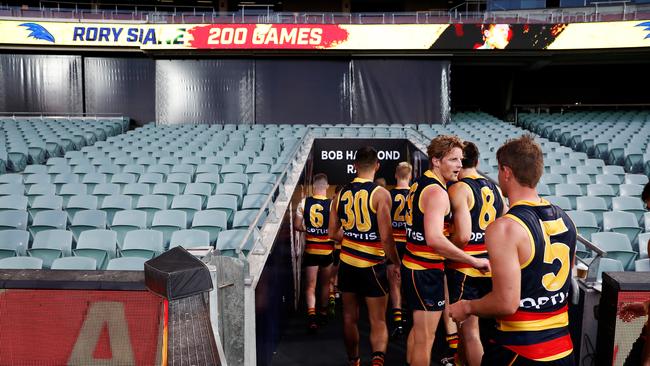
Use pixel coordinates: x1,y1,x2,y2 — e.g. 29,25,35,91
1,4,649,24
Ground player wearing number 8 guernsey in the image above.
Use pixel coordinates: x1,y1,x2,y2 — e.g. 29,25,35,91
448,141,507,366
449,135,577,366
329,146,401,366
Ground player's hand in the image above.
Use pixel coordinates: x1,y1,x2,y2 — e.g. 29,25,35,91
449,300,471,324
619,302,648,322
472,257,491,274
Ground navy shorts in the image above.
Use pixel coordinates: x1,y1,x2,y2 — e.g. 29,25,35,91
338,262,388,298
446,269,492,303
303,252,334,268
401,267,445,311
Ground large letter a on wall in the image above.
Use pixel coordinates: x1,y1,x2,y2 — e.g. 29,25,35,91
68,301,135,365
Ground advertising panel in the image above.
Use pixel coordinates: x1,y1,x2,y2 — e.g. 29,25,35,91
0,289,164,365
1,20,648,50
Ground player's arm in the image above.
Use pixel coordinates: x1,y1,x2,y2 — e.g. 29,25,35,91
294,198,306,232
375,187,400,266
328,193,343,242
465,217,524,318
423,187,487,270
449,182,472,249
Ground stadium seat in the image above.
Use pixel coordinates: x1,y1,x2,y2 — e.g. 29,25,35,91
65,194,98,222
567,211,600,241
111,210,147,247
554,184,581,210
138,173,165,189
591,232,638,270
184,183,212,204
151,210,187,248
586,184,616,208
591,257,624,282
247,182,274,196
191,210,227,245
539,174,564,195
206,194,239,225
0,256,43,269
216,229,256,256
28,229,73,268
152,182,181,201
26,183,56,205
537,183,551,197
0,210,28,231
29,210,68,238
136,194,169,227
100,194,132,224
51,256,97,270
566,174,592,195
82,172,108,192
619,184,644,197
638,233,650,259
215,183,244,207
603,211,642,245
0,230,29,258
0,183,25,196
106,257,147,271
74,229,118,270
545,196,571,211
170,229,211,249
121,229,165,259
612,196,646,223
122,183,151,199
635,258,650,272
167,172,192,192
69,209,107,241
171,195,203,227
576,165,599,179
595,174,621,195
625,174,649,186
232,209,267,229
0,174,23,185
252,173,278,185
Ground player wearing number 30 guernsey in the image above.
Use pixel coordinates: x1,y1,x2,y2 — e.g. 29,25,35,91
329,146,401,366
450,135,577,366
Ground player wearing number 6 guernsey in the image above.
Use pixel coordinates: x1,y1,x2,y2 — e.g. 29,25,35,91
295,173,336,332
329,146,401,366
402,135,491,366
447,141,507,366
449,135,577,366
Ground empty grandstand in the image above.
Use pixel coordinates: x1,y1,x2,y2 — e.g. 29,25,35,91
1,1,650,365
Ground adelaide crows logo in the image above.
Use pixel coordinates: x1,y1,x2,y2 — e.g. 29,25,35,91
19,23,55,43
637,21,650,39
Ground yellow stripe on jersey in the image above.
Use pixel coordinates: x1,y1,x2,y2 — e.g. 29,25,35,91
454,267,491,277
504,213,536,269
341,238,384,257
497,312,569,332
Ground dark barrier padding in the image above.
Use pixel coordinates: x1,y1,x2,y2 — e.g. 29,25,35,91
0,54,83,114
256,204,296,366
145,246,213,300
168,293,221,366
0,269,145,290
84,57,155,126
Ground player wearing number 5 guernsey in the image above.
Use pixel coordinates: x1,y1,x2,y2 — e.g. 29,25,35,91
448,141,507,366
449,135,577,366
402,135,490,366
329,146,401,366
295,173,336,332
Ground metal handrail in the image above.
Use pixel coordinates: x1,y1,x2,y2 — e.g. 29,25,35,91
3,4,649,24
234,129,309,257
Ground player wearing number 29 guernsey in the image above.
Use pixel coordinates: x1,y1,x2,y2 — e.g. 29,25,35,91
329,146,401,366
449,135,577,366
